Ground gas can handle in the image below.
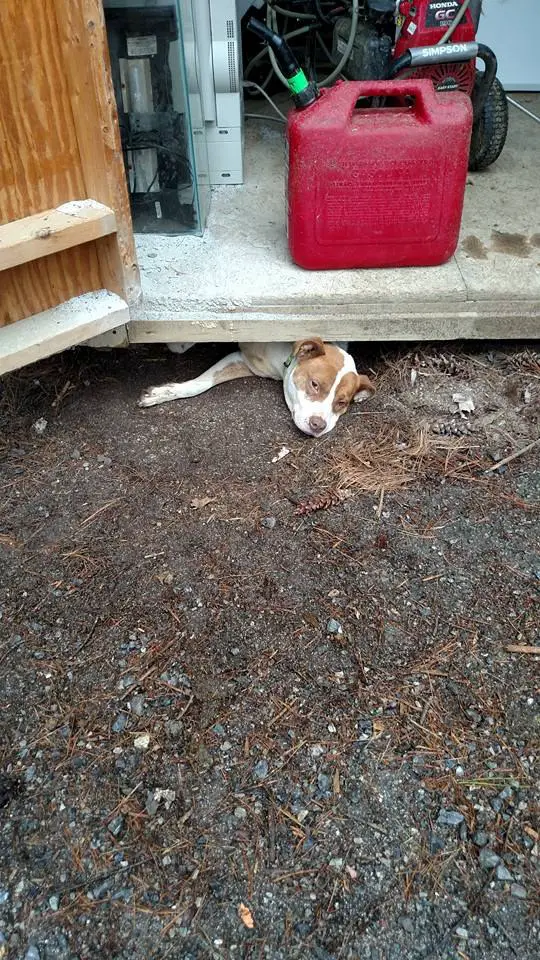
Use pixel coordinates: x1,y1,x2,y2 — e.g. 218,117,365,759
337,79,438,124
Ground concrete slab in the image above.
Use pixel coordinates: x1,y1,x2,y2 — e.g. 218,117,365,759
456,93,540,302
130,94,540,343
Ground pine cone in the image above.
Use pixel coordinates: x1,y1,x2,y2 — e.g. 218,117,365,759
294,489,342,516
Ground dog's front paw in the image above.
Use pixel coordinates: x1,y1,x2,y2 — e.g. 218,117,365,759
138,385,169,408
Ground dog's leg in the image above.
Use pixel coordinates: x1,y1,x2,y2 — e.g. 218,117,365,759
167,342,195,355
138,351,254,408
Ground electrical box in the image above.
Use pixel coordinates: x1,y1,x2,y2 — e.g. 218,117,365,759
104,0,211,235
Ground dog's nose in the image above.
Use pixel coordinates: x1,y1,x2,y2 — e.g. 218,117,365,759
308,415,327,435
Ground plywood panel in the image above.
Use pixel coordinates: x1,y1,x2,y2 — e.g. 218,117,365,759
0,0,86,221
0,246,103,328
58,0,140,302
0,0,140,327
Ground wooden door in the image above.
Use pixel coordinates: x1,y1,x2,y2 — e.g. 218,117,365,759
0,0,140,370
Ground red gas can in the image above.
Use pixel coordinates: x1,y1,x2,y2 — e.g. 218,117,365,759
287,79,472,270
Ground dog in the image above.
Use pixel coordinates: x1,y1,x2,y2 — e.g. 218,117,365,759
138,339,375,437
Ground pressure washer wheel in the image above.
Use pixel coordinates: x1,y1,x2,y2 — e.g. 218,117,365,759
469,73,509,172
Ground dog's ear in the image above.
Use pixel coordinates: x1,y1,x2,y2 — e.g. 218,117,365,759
353,374,376,403
293,338,326,362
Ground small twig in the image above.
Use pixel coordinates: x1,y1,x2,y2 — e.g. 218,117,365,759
407,717,443,739
0,638,25,667
356,820,389,837
489,916,521,958
76,616,101,654
272,868,319,882
51,379,72,408
176,694,195,718
505,644,540,655
80,498,123,527
376,487,385,519
107,781,143,818
484,436,540,474
50,854,155,898
119,665,159,700
420,695,435,725
267,805,277,864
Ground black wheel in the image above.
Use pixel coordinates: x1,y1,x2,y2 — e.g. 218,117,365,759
469,74,508,171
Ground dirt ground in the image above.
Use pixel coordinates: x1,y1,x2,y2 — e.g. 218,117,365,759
0,341,538,960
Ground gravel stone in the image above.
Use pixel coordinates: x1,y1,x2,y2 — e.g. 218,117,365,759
437,809,465,827
107,815,125,838
317,772,331,794
496,864,513,882
498,785,513,802
473,830,490,847
429,833,445,855
254,759,269,780
112,887,133,902
112,714,128,733
92,878,114,900
145,792,160,817
129,695,146,717
133,733,150,750
479,848,501,869
165,720,184,737
32,418,48,436
326,618,343,635
511,884,527,899
24,948,41,960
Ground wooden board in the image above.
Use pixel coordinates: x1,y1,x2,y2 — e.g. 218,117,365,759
0,201,116,272
0,0,140,328
128,299,540,343
0,290,129,375
58,0,140,303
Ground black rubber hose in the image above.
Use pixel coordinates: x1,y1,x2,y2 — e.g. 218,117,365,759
246,17,303,80
387,51,412,78
246,17,318,108
312,0,332,25
472,43,498,121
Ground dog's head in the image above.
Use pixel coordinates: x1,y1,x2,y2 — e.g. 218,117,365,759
283,338,375,437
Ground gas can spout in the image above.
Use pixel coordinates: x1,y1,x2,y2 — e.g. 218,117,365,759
246,17,318,109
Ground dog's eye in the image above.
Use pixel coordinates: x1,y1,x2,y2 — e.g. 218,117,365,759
310,379,319,392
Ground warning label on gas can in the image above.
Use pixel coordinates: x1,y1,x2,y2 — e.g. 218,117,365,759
426,0,460,29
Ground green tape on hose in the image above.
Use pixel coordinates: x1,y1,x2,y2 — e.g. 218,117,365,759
287,69,309,95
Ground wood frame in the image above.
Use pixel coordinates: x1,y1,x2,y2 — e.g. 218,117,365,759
0,202,116,273
0,0,139,328
0,290,129,376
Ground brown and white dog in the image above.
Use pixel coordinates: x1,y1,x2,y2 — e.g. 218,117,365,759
138,339,375,437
